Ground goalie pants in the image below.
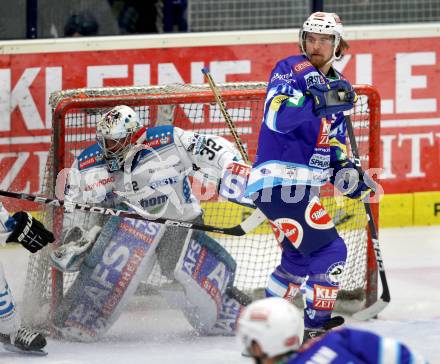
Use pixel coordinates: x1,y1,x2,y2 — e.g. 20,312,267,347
253,185,347,329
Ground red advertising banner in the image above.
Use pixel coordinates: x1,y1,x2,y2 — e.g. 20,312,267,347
0,35,439,204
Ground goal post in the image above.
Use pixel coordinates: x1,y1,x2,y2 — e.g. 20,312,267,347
23,82,381,329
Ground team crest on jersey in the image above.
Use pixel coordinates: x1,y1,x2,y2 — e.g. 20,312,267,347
269,218,304,249
305,196,334,230
305,71,325,88
326,261,345,286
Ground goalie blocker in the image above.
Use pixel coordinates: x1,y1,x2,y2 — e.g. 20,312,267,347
52,214,249,341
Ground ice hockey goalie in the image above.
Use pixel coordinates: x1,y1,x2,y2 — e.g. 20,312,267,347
50,105,251,341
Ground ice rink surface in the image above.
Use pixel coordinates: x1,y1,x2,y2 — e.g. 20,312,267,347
1,225,439,363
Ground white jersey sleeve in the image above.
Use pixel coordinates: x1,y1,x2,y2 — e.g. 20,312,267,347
173,127,242,179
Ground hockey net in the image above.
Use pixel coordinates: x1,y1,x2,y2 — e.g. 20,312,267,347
23,82,380,328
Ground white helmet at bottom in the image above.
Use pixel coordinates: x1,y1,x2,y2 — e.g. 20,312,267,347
237,297,304,358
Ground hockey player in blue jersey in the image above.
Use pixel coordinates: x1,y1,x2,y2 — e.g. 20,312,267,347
245,12,376,339
0,204,54,354
237,297,428,364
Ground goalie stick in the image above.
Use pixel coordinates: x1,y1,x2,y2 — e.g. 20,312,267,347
0,189,266,236
344,114,390,320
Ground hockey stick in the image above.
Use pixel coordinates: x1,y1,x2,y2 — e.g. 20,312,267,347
344,115,390,320
0,189,266,236
202,67,250,164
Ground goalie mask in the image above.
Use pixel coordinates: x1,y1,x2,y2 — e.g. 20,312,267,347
237,297,304,359
96,105,141,172
299,12,345,64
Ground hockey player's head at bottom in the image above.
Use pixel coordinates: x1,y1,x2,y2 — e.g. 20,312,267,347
237,297,304,364
299,12,349,70
96,105,141,172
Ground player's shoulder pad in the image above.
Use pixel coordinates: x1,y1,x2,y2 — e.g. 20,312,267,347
143,125,174,149
77,143,106,171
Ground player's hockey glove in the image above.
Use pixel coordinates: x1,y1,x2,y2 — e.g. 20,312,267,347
6,212,55,253
330,159,376,202
307,79,357,117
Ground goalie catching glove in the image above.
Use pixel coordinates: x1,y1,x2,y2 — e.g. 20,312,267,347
50,225,101,272
307,79,357,117
6,212,54,253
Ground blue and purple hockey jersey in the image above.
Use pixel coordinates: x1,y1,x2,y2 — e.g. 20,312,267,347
287,328,427,364
246,55,349,195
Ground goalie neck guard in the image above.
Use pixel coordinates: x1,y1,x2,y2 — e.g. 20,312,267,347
96,105,141,172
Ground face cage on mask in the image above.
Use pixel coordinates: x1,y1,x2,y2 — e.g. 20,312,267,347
97,134,134,172
299,30,342,66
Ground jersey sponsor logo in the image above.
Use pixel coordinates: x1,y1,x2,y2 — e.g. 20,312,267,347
144,135,171,148
316,118,331,147
269,218,304,249
139,194,168,208
309,153,330,169
79,156,97,169
293,61,313,73
270,71,294,84
84,176,115,191
326,261,345,286
293,60,313,73
229,162,250,177
305,71,325,88
305,196,335,230
283,283,301,302
313,284,338,310
149,176,179,190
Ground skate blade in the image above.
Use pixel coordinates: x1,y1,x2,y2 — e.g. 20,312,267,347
3,342,48,356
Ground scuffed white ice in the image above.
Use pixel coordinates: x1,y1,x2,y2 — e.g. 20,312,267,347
1,226,439,363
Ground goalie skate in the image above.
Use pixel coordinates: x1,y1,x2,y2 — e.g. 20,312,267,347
0,327,47,356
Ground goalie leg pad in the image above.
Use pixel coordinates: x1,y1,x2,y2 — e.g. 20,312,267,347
54,216,164,341
173,231,241,335
0,262,20,335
